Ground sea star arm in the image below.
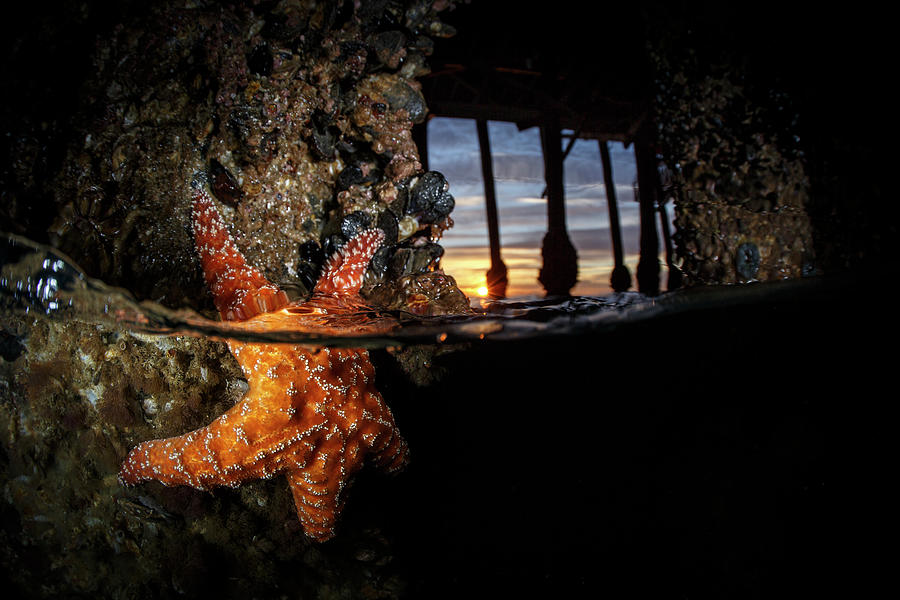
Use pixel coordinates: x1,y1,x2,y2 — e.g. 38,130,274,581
191,185,289,321
284,375,409,541
118,371,324,490
313,228,385,296
285,444,346,541
192,182,385,315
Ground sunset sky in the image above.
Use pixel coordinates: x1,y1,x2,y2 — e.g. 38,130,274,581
427,117,674,301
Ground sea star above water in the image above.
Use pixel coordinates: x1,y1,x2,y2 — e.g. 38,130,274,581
119,183,409,541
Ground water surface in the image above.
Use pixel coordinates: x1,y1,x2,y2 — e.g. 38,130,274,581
2,231,838,349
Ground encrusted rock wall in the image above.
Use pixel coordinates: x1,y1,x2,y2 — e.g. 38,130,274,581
649,44,816,285
3,0,467,315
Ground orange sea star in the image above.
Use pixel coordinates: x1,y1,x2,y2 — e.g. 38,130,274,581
119,184,409,541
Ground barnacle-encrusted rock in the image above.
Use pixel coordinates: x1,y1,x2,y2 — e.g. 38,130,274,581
29,0,463,315
649,42,816,285
366,271,470,316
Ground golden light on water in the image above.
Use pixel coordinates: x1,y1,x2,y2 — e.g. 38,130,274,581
441,247,674,301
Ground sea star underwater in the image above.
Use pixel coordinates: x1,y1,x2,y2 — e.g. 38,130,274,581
119,183,409,541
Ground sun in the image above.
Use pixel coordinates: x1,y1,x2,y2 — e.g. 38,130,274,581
476,285,489,297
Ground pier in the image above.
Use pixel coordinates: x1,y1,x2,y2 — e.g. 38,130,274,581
416,4,680,297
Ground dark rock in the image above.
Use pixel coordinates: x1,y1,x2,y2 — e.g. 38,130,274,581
308,127,337,160
247,43,273,77
377,209,399,244
226,106,258,145
372,30,406,69
307,111,339,160
382,80,427,123
322,234,343,263
735,241,761,280
369,245,393,276
408,171,454,223
296,239,324,293
389,242,443,278
338,40,369,75
336,164,367,190
340,211,373,240
336,159,381,190
208,158,243,207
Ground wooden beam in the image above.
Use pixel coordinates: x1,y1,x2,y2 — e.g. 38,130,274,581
476,119,508,298
599,140,632,292
633,122,660,296
538,120,578,296
425,101,636,143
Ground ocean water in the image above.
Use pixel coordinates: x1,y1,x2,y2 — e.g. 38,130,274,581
0,232,871,597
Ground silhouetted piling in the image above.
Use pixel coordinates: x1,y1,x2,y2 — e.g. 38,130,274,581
599,140,632,292
634,123,661,296
477,119,508,298
538,121,578,297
